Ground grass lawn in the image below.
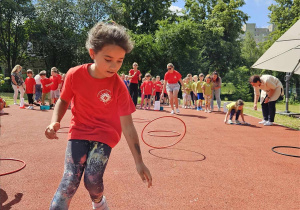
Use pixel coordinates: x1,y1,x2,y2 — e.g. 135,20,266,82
1,92,299,130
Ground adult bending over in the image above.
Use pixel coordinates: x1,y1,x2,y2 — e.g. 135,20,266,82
128,62,142,106
161,63,183,114
11,65,25,105
249,75,284,126
211,71,222,111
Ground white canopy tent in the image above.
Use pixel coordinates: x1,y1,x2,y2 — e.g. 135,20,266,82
252,20,300,113
252,20,300,75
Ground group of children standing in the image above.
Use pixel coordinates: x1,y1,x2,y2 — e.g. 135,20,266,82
182,73,214,113
11,64,65,110
139,74,168,110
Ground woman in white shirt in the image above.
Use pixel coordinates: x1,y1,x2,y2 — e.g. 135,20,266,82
249,75,284,126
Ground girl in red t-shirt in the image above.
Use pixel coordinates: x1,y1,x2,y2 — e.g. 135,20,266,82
161,63,184,114
44,21,152,210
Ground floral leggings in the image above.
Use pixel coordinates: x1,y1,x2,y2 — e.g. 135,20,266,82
50,140,112,210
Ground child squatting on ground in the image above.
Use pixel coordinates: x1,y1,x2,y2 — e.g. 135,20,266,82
224,99,248,125
44,21,152,210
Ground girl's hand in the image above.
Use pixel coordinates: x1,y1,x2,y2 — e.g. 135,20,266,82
45,122,60,139
224,119,227,124
136,162,152,188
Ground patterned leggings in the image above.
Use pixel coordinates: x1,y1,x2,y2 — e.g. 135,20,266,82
50,140,112,210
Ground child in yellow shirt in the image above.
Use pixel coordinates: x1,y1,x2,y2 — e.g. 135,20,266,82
202,75,213,113
224,99,248,124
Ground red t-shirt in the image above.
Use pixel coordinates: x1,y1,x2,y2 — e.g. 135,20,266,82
164,70,182,84
154,81,162,92
25,77,36,94
129,69,141,84
50,75,61,90
140,80,153,95
61,64,136,148
40,78,51,93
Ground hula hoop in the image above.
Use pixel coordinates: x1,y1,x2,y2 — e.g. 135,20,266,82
271,146,300,158
0,158,26,176
141,116,186,149
149,148,206,162
133,118,151,123
147,130,181,137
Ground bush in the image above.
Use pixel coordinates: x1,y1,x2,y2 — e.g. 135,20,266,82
0,74,13,92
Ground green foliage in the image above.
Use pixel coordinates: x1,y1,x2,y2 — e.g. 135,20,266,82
0,74,13,92
109,0,176,34
222,66,252,101
0,0,35,75
241,32,262,68
263,0,300,51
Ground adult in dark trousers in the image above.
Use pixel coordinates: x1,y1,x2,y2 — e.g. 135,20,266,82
211,71,222,111
128,62,142,106
249,75,284,126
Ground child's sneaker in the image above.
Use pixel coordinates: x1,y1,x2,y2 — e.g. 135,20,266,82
204,109,207,113
92,196,109,210
208,110,212,113
27,106,31,109
170,110,174,114
176,108,180,113
199,107,203,111
0,110,5,114
228,120,234,124
197,107,200,111
235,120,241,125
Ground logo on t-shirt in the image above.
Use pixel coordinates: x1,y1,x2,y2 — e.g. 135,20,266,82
97,89,112,104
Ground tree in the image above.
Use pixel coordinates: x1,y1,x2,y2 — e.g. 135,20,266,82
264,0,300,50
109,0,176,34
241,32,262,68
154,19,210,77
202,0,248,73
0,0,35,76
28,0,79,72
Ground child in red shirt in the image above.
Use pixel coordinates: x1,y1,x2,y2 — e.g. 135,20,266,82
39,70,52,106
45,21,152,210
49,67,62,107
140,77,146,109
154,75,162,101
24,69,36,109
140,73,154,110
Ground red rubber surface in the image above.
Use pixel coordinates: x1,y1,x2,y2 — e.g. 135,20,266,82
0,105,299,209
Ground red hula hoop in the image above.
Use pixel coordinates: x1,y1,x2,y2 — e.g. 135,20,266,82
147,130,181,137
0,158,26,176
141,116,186,149
133,118,151,123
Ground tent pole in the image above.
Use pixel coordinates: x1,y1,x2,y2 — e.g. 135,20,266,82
284,59,300,113
284,73,290,113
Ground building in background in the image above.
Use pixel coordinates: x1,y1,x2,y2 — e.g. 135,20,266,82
241,23,275,43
